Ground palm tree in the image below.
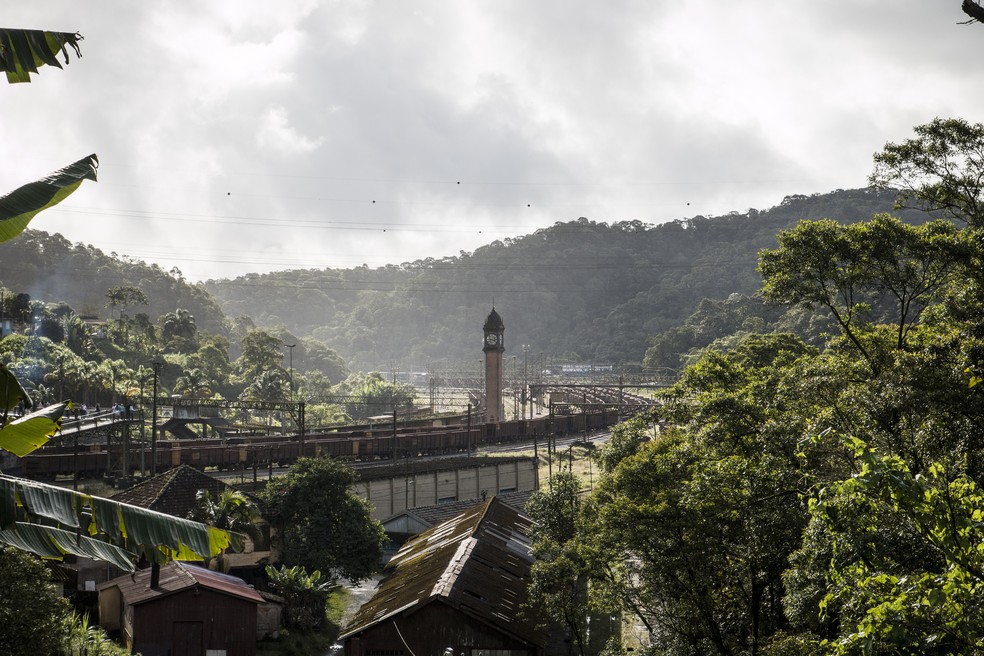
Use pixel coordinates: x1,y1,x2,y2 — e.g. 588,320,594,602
241,370,288,428
188,489,261,572
97,358,132,405
160,309,198,353
174,367,212,399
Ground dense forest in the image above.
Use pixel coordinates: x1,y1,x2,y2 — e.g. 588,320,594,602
1,188,928,375
0,230,229,336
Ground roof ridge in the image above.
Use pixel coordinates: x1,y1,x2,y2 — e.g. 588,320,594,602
469,496,499,538
148,466,183,506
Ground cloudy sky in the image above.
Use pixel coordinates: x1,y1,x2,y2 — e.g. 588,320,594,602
3,2,983,282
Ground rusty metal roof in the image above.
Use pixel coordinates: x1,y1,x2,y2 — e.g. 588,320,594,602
342,496,542,646
98,560,264,605
382,490,534,533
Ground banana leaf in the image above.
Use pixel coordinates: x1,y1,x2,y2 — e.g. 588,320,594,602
0,522,135,572
0,29,83,84
0,154,98,243
0,401,66,456
11,474,81,527
1,475,238,569
0,362,32,412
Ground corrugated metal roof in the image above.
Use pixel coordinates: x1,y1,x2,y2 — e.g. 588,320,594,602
342,496,542,646
382,490,534,532
98,560,264,605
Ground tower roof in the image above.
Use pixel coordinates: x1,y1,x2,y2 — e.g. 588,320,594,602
483,307,504,332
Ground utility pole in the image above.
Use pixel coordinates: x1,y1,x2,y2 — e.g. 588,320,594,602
284,343,296,438
284,343,295,403
150,361,162,476
523,344,530,420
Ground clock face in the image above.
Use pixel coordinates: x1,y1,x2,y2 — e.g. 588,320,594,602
485,333,499,346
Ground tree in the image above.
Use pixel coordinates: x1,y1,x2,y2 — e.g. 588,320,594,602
159,308,198,354
260,457,385,585
333,371,417,420
185,337,232,394
174,367,212,399
759,215,970,371
526,471,591,656
241,369,287,403
105,285,148,346
0,545,70,656
579,335,817,656
97,358,132,405
790,436,984,654
34,314,64,343
235,329,284,381
298,339,350,384
188,488,260,571
265,564,334,631
869,117,984,227
1,545,132,656
62,312,93,358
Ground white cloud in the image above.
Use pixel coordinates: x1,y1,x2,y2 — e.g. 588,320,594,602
256,106,326,155
1,0,983,281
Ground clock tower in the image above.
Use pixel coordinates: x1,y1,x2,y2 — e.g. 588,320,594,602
483,307,505,424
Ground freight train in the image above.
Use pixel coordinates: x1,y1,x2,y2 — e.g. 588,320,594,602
12,407,635,481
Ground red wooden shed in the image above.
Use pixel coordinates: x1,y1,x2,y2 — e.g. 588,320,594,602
98,560,263,656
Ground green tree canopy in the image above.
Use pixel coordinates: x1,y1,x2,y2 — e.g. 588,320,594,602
260,457,385,585
0,545,70,656
869,117,984,226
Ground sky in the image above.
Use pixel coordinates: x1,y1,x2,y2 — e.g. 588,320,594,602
2,1,983,282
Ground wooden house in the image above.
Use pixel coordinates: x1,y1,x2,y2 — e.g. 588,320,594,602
342,496,544,656
97,560,264,656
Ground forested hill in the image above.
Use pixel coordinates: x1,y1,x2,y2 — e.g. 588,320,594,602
0,230,228,336
205,188,929,370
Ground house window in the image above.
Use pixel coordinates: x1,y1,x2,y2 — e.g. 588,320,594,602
437,496,457,504
367,651,405,656
471,650,529,656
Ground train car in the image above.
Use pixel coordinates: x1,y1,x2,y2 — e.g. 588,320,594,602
12,408,633,480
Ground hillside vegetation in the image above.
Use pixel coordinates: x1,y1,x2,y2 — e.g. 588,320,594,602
205,188,928,370
0,189,930,375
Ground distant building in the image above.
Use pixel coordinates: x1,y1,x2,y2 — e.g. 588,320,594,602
342,496,544,656
352,455,537,521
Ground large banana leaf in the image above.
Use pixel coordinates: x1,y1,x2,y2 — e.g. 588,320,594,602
0,362,33,412
0,522,135,572
0,29,83,84
0,154,98,243
1,474,238,571
0,401,66,456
